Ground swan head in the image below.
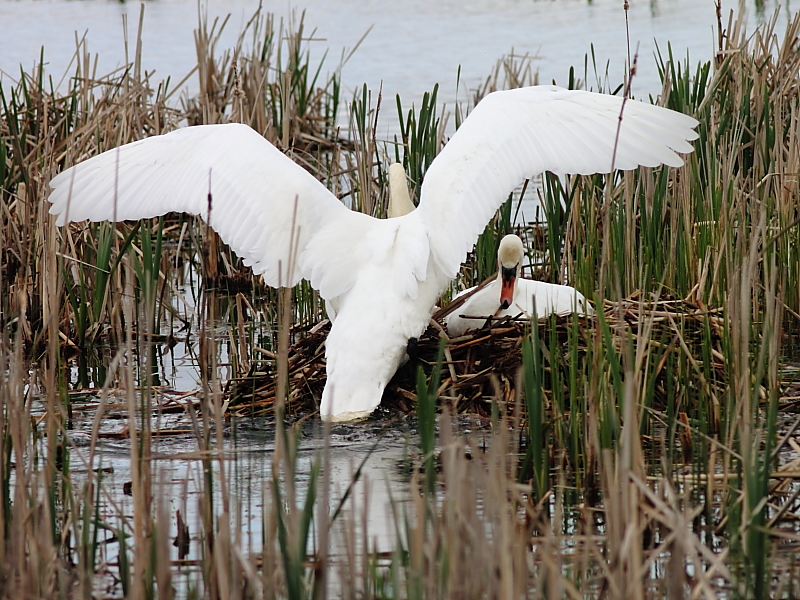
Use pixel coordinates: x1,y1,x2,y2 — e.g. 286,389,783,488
497,234,524,309
387,163,415,218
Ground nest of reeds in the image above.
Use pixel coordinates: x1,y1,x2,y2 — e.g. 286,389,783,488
224,292,728,420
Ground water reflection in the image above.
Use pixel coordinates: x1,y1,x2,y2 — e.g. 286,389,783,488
60,407,416,594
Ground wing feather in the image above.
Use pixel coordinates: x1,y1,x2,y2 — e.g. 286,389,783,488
417,85,699,276
48,123,356,289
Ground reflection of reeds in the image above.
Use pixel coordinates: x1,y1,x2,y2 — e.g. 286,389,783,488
3,2,800,597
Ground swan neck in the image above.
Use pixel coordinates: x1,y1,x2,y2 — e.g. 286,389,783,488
388,163,415,218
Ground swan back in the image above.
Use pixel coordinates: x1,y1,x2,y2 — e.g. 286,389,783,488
321,216,444,420
517,279,594,318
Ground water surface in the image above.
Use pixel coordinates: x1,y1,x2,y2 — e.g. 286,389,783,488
1,0,787,119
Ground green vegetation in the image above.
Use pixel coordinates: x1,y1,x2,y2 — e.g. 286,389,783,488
2,3,800,598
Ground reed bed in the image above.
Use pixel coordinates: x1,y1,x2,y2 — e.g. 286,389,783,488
3,3,800,598
226,293,727,422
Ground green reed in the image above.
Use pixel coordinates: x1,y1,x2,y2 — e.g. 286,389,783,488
416,339,445,496
520,315,549,501
394,84,441,200
2,2,800,598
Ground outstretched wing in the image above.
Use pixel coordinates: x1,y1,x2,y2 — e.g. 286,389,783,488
48,123,355,289
417,85,699,277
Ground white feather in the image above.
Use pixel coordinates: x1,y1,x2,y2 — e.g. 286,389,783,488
418,86,699,277
47,86,698,421
446,234,595,337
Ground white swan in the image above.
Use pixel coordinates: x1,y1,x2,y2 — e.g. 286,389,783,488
47,85,698,421
445,234,593,337
323,163,414,323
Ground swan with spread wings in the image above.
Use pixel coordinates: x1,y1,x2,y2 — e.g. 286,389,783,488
48,85,698,421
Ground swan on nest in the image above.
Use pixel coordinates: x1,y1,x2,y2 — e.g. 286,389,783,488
47,85,698,421
445,234,594,338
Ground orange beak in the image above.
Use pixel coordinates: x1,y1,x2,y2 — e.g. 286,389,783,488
500,266,516,310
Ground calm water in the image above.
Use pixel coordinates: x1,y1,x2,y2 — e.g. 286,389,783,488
53,399,418,595
0,0,789,117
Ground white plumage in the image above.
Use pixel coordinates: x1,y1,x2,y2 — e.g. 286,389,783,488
47,85,698,421
445,235,594,338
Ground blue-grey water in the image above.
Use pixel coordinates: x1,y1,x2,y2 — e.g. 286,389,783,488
1,0,788,111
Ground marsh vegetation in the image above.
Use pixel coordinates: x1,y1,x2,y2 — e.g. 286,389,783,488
2,4,800,598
